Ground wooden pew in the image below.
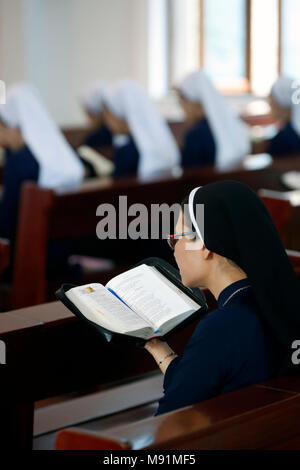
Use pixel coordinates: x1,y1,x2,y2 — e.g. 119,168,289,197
1,248,299,449
55,376,300,450
1,156,300,311
1,174,195,310
0,297,206,449
258,189,300,250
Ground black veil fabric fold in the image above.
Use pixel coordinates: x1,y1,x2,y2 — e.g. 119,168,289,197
188,180,300,376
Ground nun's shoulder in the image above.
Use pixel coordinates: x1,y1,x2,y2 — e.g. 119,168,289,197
185,118,212,139
190,293,261,344
84,124,112,147
5,145,39,174
188,306,234,344
274,121,300,144
267,121,300,156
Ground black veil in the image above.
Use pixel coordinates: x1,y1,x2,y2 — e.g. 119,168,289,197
188,180,300,376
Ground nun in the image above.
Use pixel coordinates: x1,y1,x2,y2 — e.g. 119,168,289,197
0,83,84,276
267,76,300,157
144,181,300,416
81,79,113,148
177,70,250,170
98,79,181,180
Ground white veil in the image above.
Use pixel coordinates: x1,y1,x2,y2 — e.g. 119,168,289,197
102,80,181,179
81,79,108,116
178,70,250,170
271,76,300,136
0,83,84,192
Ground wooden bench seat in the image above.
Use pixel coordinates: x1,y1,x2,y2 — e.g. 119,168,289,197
0,249,299,449
55,376,300,450
0,295,207,449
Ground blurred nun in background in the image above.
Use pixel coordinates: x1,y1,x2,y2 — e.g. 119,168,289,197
83,79,181,180
0,83,84,278
177,70,250,170
0,83,84,239
267,76,300,157
81,79,113,149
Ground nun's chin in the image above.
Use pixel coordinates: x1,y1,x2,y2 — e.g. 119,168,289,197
180,272,200,288
179,271,188,286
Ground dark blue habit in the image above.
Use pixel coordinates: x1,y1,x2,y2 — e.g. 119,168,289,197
0,146,39,239
0,146,80,278
112,137,139,178
155,278,277,416
181,118,216,168
267,121,300,157
84,124,113,148
84,125,139,178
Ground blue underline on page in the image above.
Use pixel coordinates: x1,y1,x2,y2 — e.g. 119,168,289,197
107,287,134,310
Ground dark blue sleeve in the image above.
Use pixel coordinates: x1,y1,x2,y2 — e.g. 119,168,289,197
84,124,112,147
113,138,139,178
155,313,229,416
181,119,216,169
267,122,300,157
0,147,39,239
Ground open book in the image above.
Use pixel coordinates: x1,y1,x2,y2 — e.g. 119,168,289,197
56,260,206,343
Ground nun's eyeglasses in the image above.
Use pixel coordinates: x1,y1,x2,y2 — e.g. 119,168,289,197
167,232,196,250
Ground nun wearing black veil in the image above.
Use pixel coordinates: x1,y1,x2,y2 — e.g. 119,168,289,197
144,181,300,416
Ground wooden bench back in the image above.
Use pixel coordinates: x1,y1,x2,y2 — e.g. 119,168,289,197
55,376,300,450
1,250,299,448
5,155,300,309
259,189,300,250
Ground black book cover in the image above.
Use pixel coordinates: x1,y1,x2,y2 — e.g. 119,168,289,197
55,257,208,348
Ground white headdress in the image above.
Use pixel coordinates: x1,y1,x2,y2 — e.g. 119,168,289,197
102,80,181,179
81,80,108,116
271,76,300,136
178,70,250,170
0,83,84,192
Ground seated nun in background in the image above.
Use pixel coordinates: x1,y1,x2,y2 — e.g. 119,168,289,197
81,79,113,148
0,83,84,276
266,76,300,157
144,181,300,416
90,79,181,180
177,70,250,170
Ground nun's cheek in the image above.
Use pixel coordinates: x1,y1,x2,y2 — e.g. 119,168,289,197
174,250,186,275
177,267,191,286
175,256,196,286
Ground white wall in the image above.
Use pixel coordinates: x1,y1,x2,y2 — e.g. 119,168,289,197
0,0,151,126
0,0,266,126
0,0,29,83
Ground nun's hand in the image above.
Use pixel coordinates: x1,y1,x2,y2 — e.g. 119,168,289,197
144,338,178,374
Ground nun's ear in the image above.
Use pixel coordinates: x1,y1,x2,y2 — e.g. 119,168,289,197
202,246,212,260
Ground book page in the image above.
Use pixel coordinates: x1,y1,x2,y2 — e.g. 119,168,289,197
106,265,200,330
156,310,193,336
66,283,150,334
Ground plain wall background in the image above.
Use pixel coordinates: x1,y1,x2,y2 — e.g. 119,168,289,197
0,0,151,125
